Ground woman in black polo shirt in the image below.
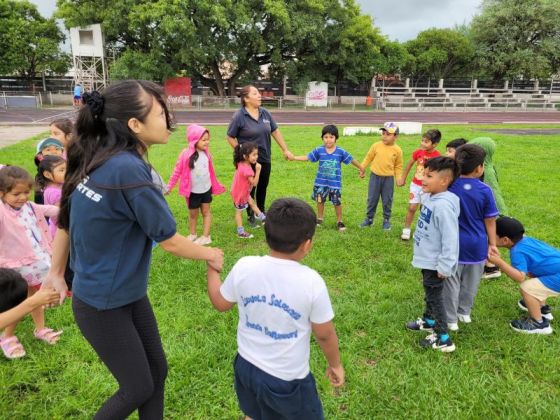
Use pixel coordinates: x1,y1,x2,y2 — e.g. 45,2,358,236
226,85,293,224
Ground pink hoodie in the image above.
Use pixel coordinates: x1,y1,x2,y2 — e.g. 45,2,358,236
167,124,225,198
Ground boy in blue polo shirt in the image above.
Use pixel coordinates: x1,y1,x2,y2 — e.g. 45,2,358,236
291,125,364,231
488,216,559,334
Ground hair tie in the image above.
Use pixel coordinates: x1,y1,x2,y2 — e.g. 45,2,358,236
82,91,105,118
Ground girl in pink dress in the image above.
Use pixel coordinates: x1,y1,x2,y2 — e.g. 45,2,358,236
37,155,66,238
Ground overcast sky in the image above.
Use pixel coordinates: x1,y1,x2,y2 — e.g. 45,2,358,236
32,0,482,42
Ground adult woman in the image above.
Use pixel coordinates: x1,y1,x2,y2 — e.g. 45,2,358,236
226,85,293,224
44,81,223,419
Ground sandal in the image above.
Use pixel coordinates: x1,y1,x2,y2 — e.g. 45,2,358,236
0,336,26,359
34,328,63,345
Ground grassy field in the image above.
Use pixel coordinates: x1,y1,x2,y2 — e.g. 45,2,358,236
1,123,560,419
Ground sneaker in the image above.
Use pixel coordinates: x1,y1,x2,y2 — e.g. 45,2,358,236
482,266,502,279
401,228,411,241
194,236,212,246
518,299,553,321
510,317,553,335
337,221,346,232
237,231,254,239
316,218,324,226
360,218,373,228
382,219,391,230
457,314,472,324
257,212,266,222
447,322,459,331
420,333,456,353
187,234,197,242
405,317,434,332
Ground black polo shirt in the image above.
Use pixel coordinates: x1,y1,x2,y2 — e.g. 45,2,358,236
227,107,278,163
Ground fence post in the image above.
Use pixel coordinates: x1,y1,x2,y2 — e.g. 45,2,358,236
49,91,53,106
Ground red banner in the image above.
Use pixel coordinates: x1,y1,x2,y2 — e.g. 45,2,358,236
164,77,192,106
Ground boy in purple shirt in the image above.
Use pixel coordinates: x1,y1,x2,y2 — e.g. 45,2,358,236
443,144,499,331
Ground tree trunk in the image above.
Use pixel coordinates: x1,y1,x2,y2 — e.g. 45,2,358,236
211,61,226,97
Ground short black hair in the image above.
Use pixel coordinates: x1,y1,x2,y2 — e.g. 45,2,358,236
496,216,525,243
455,144,486,175
264,198,316,253
424,129,442,144
0,269,28,313
446,138,468,149
424,156,459,183
321,124,339,140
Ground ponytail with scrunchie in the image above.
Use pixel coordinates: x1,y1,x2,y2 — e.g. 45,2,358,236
82,91,105,118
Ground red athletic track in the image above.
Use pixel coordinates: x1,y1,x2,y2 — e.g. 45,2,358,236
1,108,559,125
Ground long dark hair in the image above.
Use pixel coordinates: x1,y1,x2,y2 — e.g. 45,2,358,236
59,80,172,230
233,142,258,168
36,155,65,190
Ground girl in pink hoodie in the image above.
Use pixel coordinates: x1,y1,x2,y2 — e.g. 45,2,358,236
167,125,225,245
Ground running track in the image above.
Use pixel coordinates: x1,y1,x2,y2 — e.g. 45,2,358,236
1,108,559,125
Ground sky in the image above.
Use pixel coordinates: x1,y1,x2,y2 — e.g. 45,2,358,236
32,0,482,42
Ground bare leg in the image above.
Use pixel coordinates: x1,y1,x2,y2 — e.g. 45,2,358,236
188,208,199,236
29,287,45,332
235,210,244,229
334,204,343,223
404,203,418,229
317,202,325,220
521,289,545,320
248,197,262,217
200,203,212,237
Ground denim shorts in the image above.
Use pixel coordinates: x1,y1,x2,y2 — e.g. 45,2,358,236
234,354,324,420
312,185,341,206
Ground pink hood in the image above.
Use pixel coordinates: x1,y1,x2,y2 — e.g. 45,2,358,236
167,124,226,198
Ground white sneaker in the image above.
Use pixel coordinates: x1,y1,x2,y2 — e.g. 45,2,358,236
447,322,459,331
458,314,472,323
194,236,212,246
401,228,411,240
187,234,197,242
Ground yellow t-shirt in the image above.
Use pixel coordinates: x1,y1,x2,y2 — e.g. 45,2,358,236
361,141,403,178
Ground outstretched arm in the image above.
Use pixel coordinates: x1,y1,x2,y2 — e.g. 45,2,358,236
291,155,309,162
351,159,365,178
271,129,294,160
0,289,59,330
397,158,415,186
487,253,526,283
207,266,235,312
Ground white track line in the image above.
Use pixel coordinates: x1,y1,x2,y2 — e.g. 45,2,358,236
32,109,77,123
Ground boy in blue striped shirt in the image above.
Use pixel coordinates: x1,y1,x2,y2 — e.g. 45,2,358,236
291,125,364,231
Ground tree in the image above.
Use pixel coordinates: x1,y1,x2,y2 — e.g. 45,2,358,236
403,28,475,82
56,0,384,96
0,1,69,84
470,0,560,80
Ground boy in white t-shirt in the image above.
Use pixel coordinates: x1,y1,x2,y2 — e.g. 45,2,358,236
207,198,344,419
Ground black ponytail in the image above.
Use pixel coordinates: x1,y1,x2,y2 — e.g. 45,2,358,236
188,151,199,170
233,142,258,168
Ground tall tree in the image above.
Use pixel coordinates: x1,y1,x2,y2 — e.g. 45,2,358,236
470,0,560,79
0,1,69,84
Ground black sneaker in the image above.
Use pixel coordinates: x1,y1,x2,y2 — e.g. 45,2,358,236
482,265,501,279
420,333,456,352
518,299,553,321
360,218,373,228
510,317,553,335
337,221,346,231
406,317,435,332
316,218,324,226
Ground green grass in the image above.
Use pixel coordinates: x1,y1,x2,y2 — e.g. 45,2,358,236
1,124,560,418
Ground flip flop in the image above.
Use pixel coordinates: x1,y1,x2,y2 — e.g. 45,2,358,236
0,336,26,359
34,328,63,345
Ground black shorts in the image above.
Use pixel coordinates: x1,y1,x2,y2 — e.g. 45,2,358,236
234,354,324,420
188,188,212,209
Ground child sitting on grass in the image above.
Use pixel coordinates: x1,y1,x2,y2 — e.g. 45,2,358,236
206,198,344,419
397,129,442,240
488,216,558,335
291,124,364,231
405,157,460,352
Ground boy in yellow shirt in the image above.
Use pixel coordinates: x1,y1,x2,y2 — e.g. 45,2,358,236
360,122,403,230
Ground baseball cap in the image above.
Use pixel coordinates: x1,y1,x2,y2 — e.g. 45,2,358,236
380,122,399,135
496,216,525,239
37,138,63,152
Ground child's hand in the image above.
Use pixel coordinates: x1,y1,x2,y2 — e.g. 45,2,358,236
396,178,405,187
283,150,294,161
255,163,262,172
437,272,446,279
325,364,345,387
29,288,60,309
359,168,365,178
207,247,224,273
487,253,501,265
488,245,499,259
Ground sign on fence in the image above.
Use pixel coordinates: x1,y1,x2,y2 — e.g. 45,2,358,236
165,77,192,106
305,82,328,107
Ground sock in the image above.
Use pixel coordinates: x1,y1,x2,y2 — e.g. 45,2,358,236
237,226,244,234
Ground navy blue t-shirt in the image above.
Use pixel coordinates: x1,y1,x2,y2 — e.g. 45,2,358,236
70,152,176,309
227,107,278,163
449,177,499,264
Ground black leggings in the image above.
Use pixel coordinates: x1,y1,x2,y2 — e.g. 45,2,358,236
73,296,168,420
248,161,272,216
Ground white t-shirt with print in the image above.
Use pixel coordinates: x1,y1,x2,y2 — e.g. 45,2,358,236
220,255,334,381
190,152,211,193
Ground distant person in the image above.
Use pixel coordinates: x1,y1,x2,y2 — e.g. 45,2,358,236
360,122,403,230
73,84,82,107
290,124,364,231
445,138,468,159
206,198,344,419
397,129,442,240
226,85,294,227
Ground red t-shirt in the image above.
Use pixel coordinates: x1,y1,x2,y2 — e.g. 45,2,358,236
412,149,440,186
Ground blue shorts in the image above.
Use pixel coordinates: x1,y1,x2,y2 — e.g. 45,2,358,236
312,185,341,206
234,354,324,420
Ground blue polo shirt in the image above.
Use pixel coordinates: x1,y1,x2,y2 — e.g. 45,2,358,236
510,237,560,292
449,177,499,264
307,146,353,190
69,152,176,309
227,107,278,163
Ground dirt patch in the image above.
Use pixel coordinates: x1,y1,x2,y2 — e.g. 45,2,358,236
480,129,560,136
0,125,49,148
